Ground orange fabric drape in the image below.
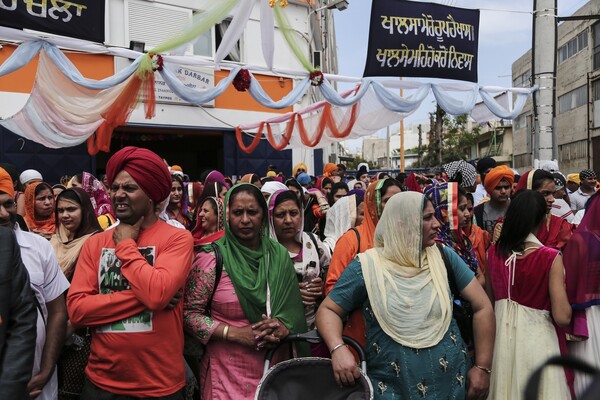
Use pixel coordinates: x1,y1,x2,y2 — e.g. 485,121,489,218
236,101,360,154
87,71,156,156
266,115,296,151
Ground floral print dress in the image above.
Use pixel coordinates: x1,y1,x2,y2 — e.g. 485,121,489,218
329,250,473,399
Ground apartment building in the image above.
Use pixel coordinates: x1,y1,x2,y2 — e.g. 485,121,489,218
512,0,600,174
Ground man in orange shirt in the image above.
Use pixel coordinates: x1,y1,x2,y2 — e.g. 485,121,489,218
67,147,194,399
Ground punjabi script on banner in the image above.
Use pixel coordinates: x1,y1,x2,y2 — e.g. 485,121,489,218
363,0,479,82
0,0,104,42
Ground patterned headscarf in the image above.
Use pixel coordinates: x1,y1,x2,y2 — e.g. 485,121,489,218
443,160,478,188
424,182,479,274
191,196,224,246
580,169,597,180
81,172,114,218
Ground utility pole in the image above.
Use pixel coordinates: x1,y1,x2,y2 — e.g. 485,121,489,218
417,124,423,167
435,104,444,165
532,0,557,164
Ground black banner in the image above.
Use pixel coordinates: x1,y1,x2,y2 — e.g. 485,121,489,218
0,0,105,43
363,0,479,82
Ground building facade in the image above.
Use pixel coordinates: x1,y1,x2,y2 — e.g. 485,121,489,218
0,0,339,182
512,0,600,174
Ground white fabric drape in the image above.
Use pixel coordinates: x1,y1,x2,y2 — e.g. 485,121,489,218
214,0,253,66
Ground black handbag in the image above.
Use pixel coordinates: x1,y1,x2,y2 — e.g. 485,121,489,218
57,329,91,399
437,244,474,345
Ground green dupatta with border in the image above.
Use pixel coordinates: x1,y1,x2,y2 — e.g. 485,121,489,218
207,183,308,341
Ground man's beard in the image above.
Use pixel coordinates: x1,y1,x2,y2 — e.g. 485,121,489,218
0,211,16,228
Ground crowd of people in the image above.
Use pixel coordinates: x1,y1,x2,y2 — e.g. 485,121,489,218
0,150,598,400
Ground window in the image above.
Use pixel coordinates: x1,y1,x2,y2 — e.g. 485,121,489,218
193,29,213,57
513,113,528,129
513,70,531,88
514,153,531,169
558,85,588,113
559,140,588,162
595,23,600,70
558,30,588,64
215,20,241,62
191,15,241,61
593,80,600,127
127,1,191,52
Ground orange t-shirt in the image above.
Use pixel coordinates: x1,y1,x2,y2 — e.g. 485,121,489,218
325,226,372,351
67,220,193,397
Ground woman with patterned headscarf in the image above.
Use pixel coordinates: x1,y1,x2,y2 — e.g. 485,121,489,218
191,197,224,246
324,178,401,350
69,172,115,230
425,182,484,286
317,192,495,399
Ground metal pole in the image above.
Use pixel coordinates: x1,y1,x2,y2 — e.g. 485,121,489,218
532,0,557,164
400,81,405,172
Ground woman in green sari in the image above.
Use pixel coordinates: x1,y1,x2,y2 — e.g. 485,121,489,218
183,183,307,400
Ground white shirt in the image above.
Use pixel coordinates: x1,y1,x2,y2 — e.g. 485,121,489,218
551,198,574,223
573,209,586,225
569,188,596,212
15,227,70,400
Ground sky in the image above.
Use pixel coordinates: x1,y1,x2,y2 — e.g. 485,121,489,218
332,0,589,151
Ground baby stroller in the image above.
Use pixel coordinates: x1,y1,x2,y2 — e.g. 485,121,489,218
255,330,373,400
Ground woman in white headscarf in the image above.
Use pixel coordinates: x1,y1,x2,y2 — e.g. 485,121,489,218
317,192,495,399
322,194,364,254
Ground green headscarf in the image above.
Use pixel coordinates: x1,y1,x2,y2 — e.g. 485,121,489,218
212,183,307,337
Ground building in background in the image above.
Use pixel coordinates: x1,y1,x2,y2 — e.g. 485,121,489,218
512,0,599,174
469,120,514,166
0,0,342,182
362,123,430,168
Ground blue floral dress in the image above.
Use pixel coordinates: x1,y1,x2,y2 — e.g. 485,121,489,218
328,248,474,399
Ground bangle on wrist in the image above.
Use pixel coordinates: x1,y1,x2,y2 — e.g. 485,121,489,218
474,365,492,374
329,343,347,355
222,325,230,341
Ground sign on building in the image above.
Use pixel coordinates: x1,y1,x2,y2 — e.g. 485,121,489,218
0,0,105,43
363,0,479,82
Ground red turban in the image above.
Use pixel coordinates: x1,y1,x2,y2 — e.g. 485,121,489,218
0,167,14,197
106,146,171,203
484,165,514,194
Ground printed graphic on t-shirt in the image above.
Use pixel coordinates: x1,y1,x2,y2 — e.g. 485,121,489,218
96,246,156,333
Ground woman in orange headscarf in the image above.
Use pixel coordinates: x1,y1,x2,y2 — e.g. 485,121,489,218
324,178,402,349
24,181,56,239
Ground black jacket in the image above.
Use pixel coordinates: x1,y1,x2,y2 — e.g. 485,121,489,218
0,227,37,398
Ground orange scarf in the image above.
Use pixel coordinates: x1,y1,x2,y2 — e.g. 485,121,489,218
24,182,56,234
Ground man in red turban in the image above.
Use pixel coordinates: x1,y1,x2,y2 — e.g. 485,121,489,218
474,165,514,236
67,146,194,398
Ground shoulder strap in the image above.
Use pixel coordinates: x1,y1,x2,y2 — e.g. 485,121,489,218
437,243,458,297
351,227,361,251
206,242,223,312
474,204,484,228
306,232,319,252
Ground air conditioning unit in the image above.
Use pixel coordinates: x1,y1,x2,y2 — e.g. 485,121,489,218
312,51,322,69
